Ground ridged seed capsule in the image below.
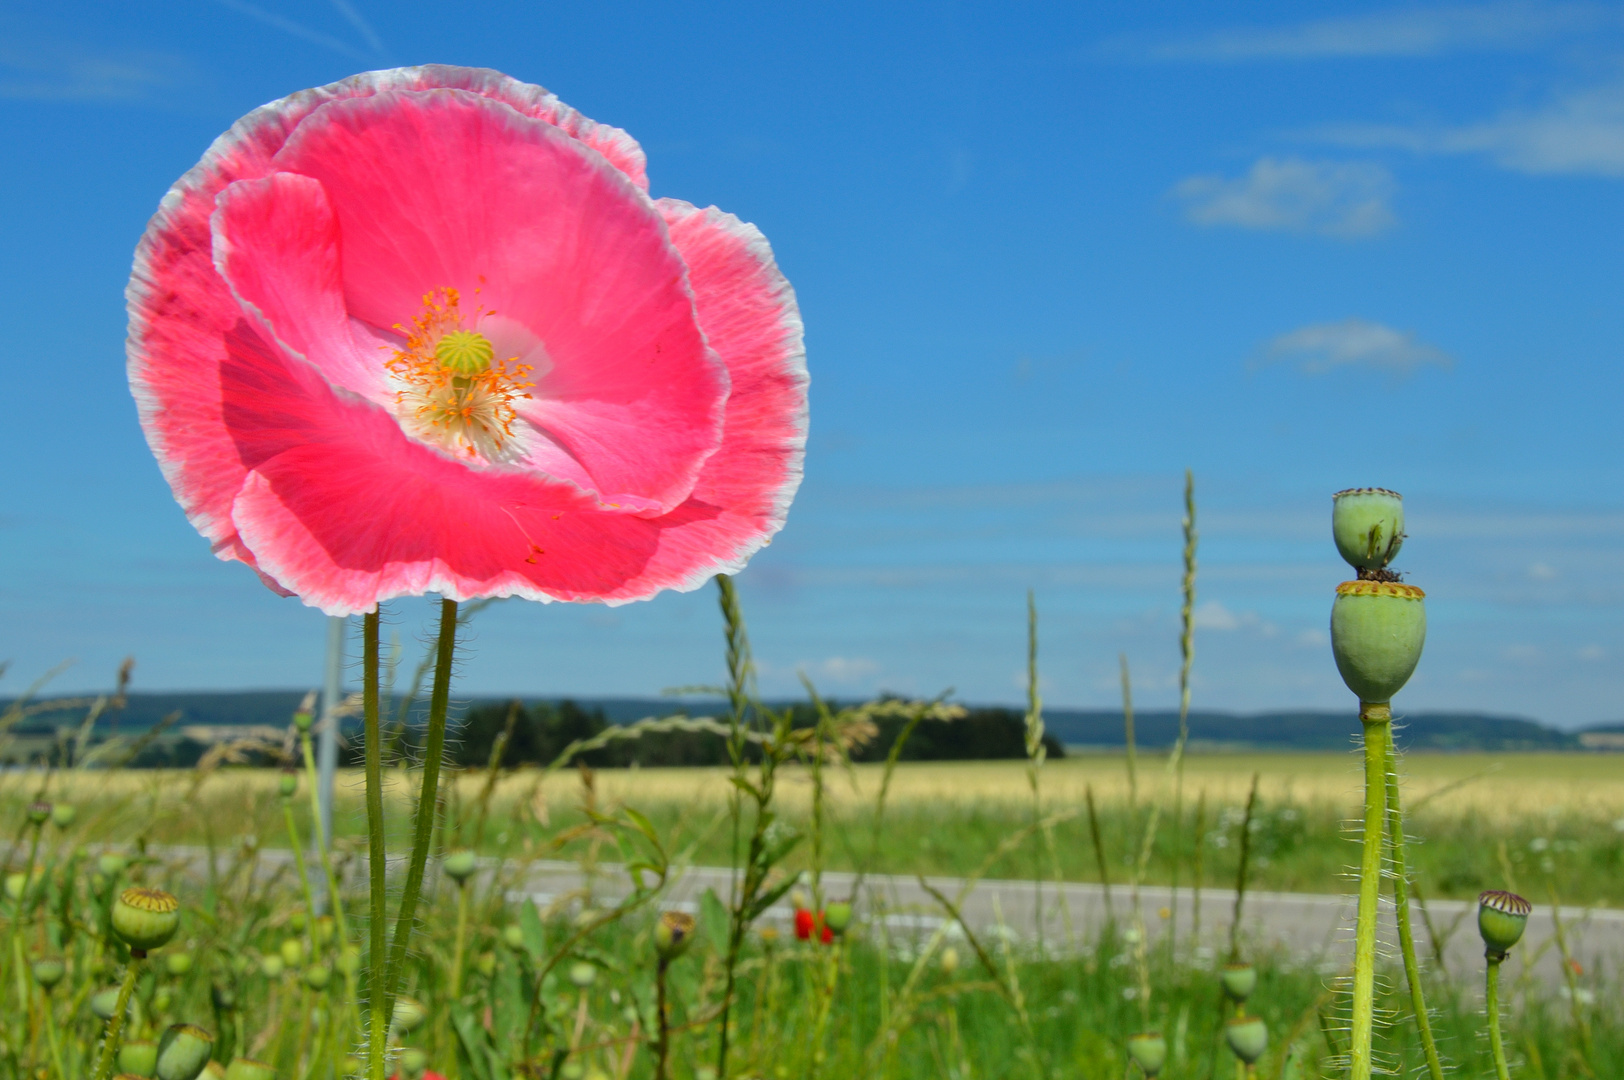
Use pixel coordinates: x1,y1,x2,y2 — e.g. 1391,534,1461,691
156,1024,215,1080
1477,890,1531,960
1126,1031,1167,1077
112,888,181,954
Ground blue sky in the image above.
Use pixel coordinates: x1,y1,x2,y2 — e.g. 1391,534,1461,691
2,1,1622,725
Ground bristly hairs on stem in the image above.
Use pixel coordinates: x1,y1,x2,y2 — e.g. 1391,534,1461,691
1382,725,1447,1080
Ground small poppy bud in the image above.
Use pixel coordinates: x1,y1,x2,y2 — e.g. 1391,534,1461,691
119,1040,159,1078
1219,962,1256,1003
31,957,65,990
156,1024,215,1080
112,887,181,954
51,804,77,829
442,850,477,885
398,1048,428,1080
4,870,39,902
27,801,51,826
1332,488,1405,571
391,996,427,1034
1330,581,1426,705
789,889,809,911
289,911,308,933
99,853,127,878
293,710,314,733
279,938,303,968
166,952,194,977
939,946,959,976
502,925,525,950
260,955,283,979
559,1064,584,1080
304,964,331,991
336,946,361,976
1224,1016,1268,1064
475,952,496,978
1478,890,1531,960
153,987,173,1013
314,916,335,946
278,773,297,799
1126,1031,1167,1077
568,961,597,989
654,911,696,961
823,901,853,934
90,986,125,1020
223,1058,277,1080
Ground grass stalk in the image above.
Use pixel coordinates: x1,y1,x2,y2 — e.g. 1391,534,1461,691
1169,469,1197,958
1382,725,1445,1080
1228,774,1258,963
1350,706,1390,1080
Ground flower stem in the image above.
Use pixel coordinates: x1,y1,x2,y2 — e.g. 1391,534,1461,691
40,989,65,1080
300,729,358,1038
654,957,671,1080
1486,956,1511,1080
1383,724,1444,1080
282,799,321,955
363,609,388,1080
449,882,470,1001
91,953,142,1080
382,598,459,1024
1350,704,1390,1080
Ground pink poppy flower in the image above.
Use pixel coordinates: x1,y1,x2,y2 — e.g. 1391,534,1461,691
128,66,807,615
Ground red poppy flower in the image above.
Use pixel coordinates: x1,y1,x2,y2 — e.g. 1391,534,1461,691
793,907,815,941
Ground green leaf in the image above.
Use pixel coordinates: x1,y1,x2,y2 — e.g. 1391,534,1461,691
450,1003,501,1080
699,887,730,951
620,806,661,849
518,897,547,964
746,876,800,923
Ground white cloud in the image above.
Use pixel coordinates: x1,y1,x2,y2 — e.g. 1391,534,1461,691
1528,561,1558,580
808,656,879,684
0,43,185,102
1194,600,1242,630
1255,318,1454,375
1173,157,1396,238
1579,645,1606,660
1146,3,1613,61
1312,80,1624,177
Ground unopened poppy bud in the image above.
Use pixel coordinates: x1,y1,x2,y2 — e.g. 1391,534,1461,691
153,987,173,1013
336,946,360,976
289,911,307,933
113,887,181,954
1225,1016,1268,1064
90,986,125,1020
51,804,77,829
789,888,809,911
156,1024,215,1080
1330,581,1426,705
442,849,477,884
314,916,335,945
1219,962,1256,1002
502,925,525,950
120,1040,159,1077
223,1058,276,1080
654,911,696,960
27,801,51,826
278,773,297,799
292,710,314,733
304,965,330,991
1332,488,1405,571
559,1063,584,1080
31,957,65,990
476,951,497,978
568,961,597,989
99,853,127,878
260,955,283,979
1478,890,1531,959
166,952,193,977
1126,1031,1167,1077
398,1047,428,1080
939,946,959,975
391,996,427,1033
4,871,37,902
823,901,852,934
279,938,303,968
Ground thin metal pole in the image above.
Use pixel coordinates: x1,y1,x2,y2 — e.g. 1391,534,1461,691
318,615,344,855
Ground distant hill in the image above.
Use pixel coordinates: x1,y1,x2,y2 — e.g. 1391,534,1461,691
1,691,1603,754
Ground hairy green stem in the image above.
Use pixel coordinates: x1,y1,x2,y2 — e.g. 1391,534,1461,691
1383,725,1444,1080
449,881,470,1001
91,953,142,1080
1350,708,1389,1080
40,988,65,1080
281,798,321,957
363,609,388,1080
654,957,672,1080
1486,956,1511,1080
382,598,459,1025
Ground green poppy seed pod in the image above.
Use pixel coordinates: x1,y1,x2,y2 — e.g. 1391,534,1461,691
303,964,330,991
475,952,496,978
502,925,525,950
654,911,696,961
166,952,193,977
1478,890,1531,959
155,1024,215,1080
314,916,335,946
336,946,360,976
99,852,127,878
4,871,34,903
90,986,124,1020
1330,581,1426,705
211,983,237,1012
559,1064,585,1080
112,887,181,954
292,710,313,733
1220,962,1257,1003
27,801,51,826
568,961,597,988
205,1063,226,1080
277,773,297,799
391,996,427,1034
260,955,283,979
398,1048,428,1080
442,849,477,885
289,911,307,933
1332,488,1405,571
279,938,303,968
51,803,77,829
223,1058,277,1080
1225,1016,1268,1064
31,957,65,990
939,946,959,976
1126,1031,1168,1077
823,901,853,934
153,987,173,1013
120,1040,159,1077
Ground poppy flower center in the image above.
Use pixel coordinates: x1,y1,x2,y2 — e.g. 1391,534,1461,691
385,286,533,462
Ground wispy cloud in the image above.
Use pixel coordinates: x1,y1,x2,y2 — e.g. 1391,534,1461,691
212,0,371,61
1142,2,1615,62
0,43,188,102
1312,80,1624,177
1173,157,1396,237
329,0,388,59
1254,317,1454,375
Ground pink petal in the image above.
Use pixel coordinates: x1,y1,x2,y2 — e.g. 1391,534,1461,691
270,89,727,511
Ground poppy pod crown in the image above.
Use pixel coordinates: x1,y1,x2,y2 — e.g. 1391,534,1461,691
129,66,807,615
